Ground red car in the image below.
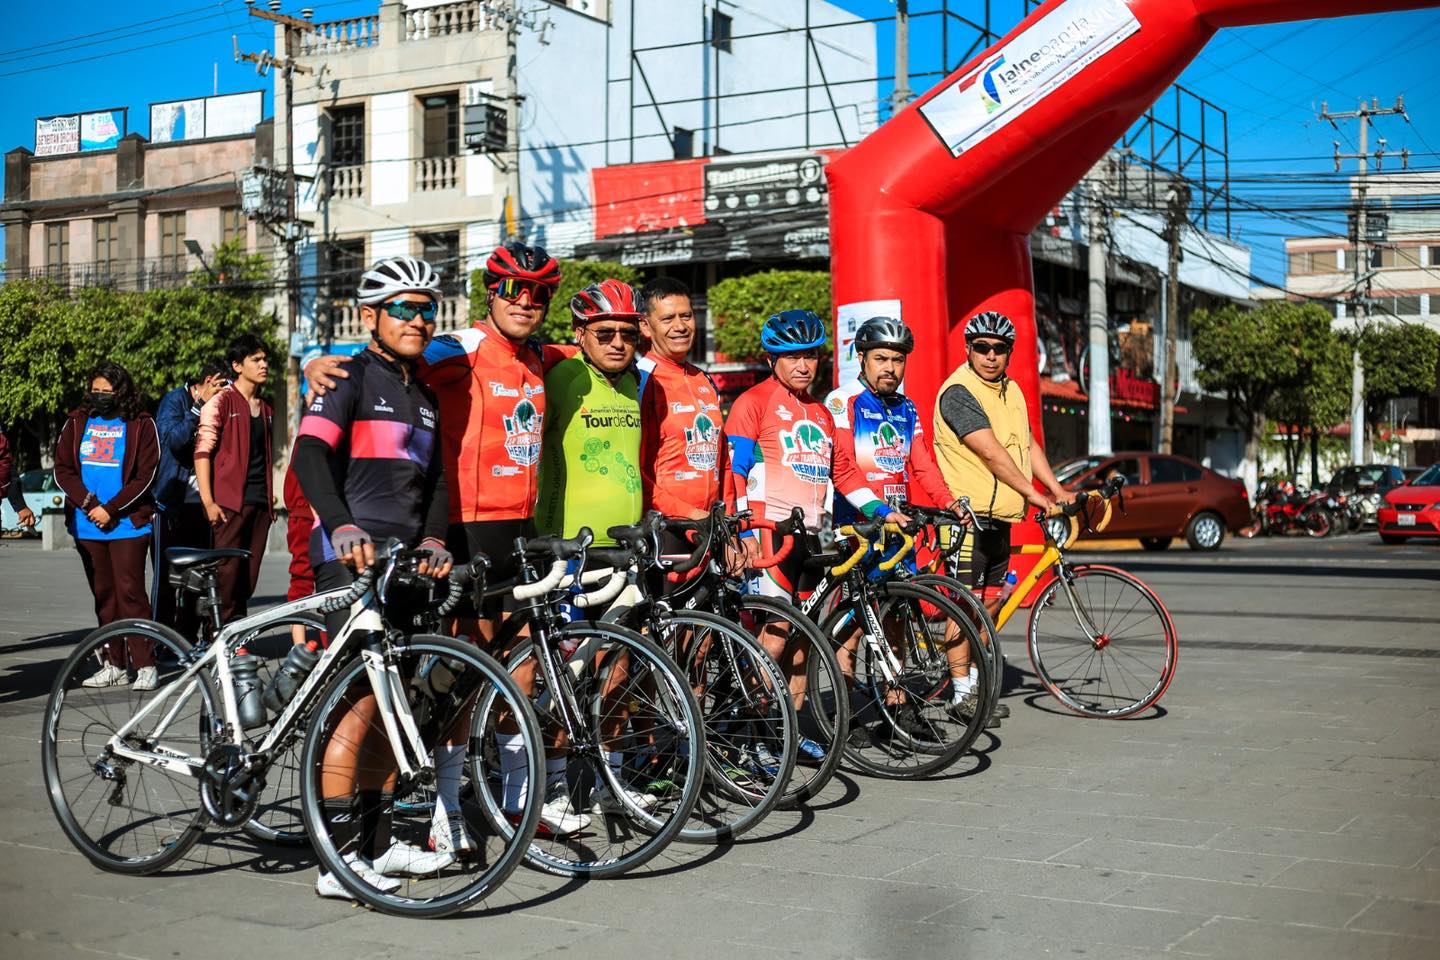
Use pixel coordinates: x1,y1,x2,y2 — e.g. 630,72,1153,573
1053,452,1251,551
1377,463,1440,543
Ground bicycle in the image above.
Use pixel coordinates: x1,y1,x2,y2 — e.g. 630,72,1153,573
42,542,546,918
472,526,708,877
917,477,1178,718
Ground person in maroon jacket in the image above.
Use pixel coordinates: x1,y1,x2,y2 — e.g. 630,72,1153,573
53,361,161,689
194,334,274,623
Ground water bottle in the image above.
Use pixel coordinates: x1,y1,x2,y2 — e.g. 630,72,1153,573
263,640,321,713
999,570,1019,602
231,652,268,730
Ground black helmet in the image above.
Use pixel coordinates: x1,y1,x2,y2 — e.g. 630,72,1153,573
854,316,913,354
760,309,828,353
964,311,1016,343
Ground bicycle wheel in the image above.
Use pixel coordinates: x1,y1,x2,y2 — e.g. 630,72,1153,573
42,618,217,874
911,572,1004,720
231,613,328,846
299,634,544,918
735,594,848,807
652,610,796,843
474,621,706,878
1027,564,1178,718
821,582,989,779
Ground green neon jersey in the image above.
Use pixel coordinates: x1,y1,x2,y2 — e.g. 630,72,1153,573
535,354,642,546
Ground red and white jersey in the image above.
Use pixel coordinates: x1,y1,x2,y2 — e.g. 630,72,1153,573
726,377,834,531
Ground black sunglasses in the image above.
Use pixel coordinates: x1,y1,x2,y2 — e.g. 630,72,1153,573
968,339,1012,356
586,325,641,344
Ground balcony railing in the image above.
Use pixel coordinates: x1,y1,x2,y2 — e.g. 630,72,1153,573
325,296,465,342
301,15,380,54
405,1,498,40
19,258,195,292
324,164,366,202
415,155,459,193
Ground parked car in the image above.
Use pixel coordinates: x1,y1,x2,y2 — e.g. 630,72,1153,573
1326,464,1407,530
1377,463,1440,544
1,469,62,535
1403,465,1427,484
1051,453,1250,551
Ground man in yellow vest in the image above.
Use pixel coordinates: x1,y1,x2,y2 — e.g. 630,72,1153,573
933,311,1071,716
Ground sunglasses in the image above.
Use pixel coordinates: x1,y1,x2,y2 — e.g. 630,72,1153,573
585,325,641,345
968,339,1012,356
383,300,438,322
492,277,554,307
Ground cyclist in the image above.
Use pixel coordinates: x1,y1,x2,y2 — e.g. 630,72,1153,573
934,310,1071,717
290,255,454,894
826,316,989,725
727,309,833,763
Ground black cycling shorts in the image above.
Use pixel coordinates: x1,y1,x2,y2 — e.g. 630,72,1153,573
447,519,533,620
962,520,1012,599
751,528,824,603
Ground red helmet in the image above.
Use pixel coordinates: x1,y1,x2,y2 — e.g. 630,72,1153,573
570,279,644,324
482,241,561,289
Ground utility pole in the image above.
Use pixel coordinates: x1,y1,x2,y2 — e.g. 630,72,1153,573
239,1,314,450
1086,170,1112,456
1158,180,1189,455
492,0,525,241
893,1,911,113
1320,96,1410,465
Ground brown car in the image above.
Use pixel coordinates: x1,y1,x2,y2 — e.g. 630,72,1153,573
1052,452,1251,551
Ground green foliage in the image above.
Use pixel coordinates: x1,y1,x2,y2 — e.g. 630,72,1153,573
1357,322,1440,418
469,258,641,344
709,270,831,361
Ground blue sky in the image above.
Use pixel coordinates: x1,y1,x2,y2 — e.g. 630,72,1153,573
3,0,1438,285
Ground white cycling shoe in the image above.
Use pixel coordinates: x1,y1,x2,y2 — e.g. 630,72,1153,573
371,841,454,878
82,663,128,688
315,853,402,899
591,782,658,816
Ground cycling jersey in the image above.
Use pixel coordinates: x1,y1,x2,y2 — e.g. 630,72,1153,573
637,352,727,520
419,324,569,524
826,378,953,525
294,349,448,567
727,376,834,532
535,354,642,547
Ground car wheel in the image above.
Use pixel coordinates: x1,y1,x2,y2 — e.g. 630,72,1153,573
1379,533,1409,545
1139,537,1172,551
1185,512,1225,551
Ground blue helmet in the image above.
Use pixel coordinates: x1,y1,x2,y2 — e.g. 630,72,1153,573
760,309,827,354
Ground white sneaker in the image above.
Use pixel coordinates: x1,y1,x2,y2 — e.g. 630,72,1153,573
429,810,476,858
82,663,129,688
315,853,403,899
132,667,159,692
371,840,454,877
591,781,658,816
539,782,591,836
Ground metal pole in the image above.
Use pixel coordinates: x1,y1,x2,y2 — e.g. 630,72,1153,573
284,25,301,449
1350,106,1367,466
505,0,523,240
893,0,911,114
1160,182,1187,455
1087,173,1112,456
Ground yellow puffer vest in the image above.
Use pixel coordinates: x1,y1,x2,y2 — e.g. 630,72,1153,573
932,363,1032,522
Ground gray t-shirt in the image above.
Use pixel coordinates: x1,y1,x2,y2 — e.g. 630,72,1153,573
939,384,991,439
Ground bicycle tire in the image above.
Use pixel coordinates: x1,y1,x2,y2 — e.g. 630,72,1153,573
652,609,797,843
42,618,216,874
299,634,544,918
475,621,706,878
734,593,848,807
819,581,988,779
1027,564,1178,718
910,572,1004,722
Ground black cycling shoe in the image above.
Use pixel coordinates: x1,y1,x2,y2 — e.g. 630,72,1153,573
991,701,1011,720
890,702,934,741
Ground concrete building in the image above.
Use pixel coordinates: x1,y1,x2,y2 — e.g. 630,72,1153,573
1,119,271,289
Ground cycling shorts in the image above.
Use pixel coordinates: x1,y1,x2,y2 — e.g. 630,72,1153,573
748,528,823,604
959,520,1011,600
447,519,533,620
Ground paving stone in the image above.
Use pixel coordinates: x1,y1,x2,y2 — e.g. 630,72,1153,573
1204,825,1427,866
1050,837,1299,884
1347,898,1440,939
1172,916,1437,960
1104,873,1373,926
1267,860,1440,900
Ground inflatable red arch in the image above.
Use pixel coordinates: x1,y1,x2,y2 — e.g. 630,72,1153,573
828,0,1438,475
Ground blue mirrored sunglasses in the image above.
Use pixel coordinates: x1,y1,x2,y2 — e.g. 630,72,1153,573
383,300,439,322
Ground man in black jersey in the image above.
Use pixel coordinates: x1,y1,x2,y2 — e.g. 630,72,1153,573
292,255,457,896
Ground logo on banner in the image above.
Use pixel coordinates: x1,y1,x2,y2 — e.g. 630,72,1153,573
980,57,1006,113
779,420,831,484
502,399,542,466
869,422,908,474
684,413,720,471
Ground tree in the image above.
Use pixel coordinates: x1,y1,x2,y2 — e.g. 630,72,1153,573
1192,301,1339,478
469,258,640,344
1269,324,1350,484
1357,322,1440,452
709,270,831,361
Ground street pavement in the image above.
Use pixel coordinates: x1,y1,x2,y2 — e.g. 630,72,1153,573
1,533,1438,958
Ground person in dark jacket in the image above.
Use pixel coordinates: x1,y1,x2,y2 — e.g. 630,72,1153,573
151,360,227,631
53,361,160,690
1,427,35,529
195,335,274,623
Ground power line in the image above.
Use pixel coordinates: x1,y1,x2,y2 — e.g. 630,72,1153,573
0,2,225,60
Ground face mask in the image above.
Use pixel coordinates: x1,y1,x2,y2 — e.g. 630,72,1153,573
90,392,118,416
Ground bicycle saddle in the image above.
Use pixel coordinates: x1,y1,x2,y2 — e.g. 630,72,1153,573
165,547,251,571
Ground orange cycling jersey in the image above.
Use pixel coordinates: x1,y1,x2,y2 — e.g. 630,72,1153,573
419,324,569,523
637,352,728,520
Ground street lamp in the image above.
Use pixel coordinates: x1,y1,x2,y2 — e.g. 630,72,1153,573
184,239,218,281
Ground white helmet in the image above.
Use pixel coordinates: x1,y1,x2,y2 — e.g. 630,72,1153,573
357,255,444,305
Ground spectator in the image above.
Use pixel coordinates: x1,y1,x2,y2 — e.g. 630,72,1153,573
282,441,316,644
195,334,274,623
53,362,160,690
2,428,35,529
151,360,228,632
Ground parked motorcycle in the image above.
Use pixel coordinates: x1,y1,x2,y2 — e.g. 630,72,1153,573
1245,479,1333,538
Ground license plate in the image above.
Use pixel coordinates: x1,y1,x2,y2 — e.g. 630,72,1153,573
1398,513,1417,526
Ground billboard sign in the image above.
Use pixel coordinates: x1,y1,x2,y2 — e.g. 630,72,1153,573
35,115,79,157
918,0,1140,157
150,91,263,143
703,154,826,220
151,99,206,143
35,108,127,156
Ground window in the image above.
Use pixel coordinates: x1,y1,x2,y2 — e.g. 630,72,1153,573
1286,250,1337,275
710,10,732,51
159,212,187,275
1387,296,1422,317
325,237,366,292
421,93,459,158
418,230,460,297
92,218,117,275
673,126,694,160
1083,458,1140,489
329,105,365,166
1429,246,1440,267
221,207,246,247
45,222,69,276
1148,457,1203,485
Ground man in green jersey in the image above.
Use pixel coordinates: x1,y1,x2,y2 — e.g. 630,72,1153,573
536,279,645,545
